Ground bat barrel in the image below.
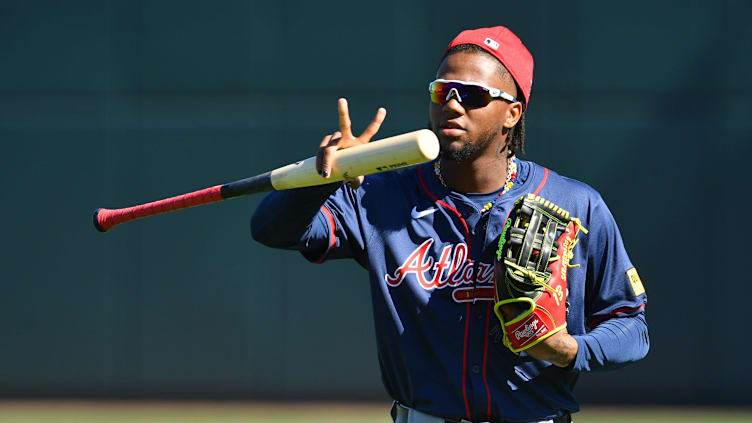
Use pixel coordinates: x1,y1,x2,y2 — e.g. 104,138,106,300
269,129,439,190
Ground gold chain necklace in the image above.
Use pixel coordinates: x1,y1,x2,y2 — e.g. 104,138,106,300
434,156,518,213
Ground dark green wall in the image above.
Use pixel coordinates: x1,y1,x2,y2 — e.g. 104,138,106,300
1,0,750,404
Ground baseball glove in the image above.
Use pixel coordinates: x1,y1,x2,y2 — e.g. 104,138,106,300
493,193,587,353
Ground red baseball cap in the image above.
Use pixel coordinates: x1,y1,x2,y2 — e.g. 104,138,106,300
443,26,534,110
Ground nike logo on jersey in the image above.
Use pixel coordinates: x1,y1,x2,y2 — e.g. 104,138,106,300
410,206,437,219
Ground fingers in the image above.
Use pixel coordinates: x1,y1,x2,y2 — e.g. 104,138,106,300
316,133,333,176
360,107,387,142
344,175,365,190
317,131,342,178
338,98,353,139
316,100,386,179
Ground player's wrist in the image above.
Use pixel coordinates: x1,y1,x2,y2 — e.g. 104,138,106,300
549,332,578,368
525,330,578,368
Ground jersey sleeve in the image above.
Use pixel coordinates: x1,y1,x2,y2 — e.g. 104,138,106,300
582,195,647,327
251,183,340,250
301,183,369,266
570,194,649,372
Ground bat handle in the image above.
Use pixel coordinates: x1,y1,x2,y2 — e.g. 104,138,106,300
93,185,224,232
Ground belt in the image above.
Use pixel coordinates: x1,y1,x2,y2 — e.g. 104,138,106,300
390,402,572,423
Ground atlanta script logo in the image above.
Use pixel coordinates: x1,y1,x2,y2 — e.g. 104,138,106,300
384,239,496,302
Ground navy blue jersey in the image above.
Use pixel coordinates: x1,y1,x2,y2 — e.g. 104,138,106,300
252,159,648,422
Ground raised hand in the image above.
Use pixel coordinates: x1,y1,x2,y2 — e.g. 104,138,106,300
316,98,387,188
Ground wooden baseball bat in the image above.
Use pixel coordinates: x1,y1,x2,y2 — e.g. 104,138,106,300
93,129,439,232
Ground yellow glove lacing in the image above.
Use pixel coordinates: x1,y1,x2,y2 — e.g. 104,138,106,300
504,218,588,307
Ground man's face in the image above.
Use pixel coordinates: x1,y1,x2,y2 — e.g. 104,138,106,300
429,51,518,162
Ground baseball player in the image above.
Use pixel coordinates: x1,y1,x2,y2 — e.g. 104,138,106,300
251,26,648,423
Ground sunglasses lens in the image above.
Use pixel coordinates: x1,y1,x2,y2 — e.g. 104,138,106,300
429,82,491,108
429,82,451,104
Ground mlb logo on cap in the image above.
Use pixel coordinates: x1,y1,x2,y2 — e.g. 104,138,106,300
484,38,500,50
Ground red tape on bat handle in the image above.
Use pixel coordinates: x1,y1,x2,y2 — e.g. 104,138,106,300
93,185,224,232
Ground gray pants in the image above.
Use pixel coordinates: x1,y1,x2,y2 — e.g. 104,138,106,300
390,402,569,423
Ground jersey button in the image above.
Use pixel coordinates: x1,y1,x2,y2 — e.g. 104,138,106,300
471,365,480,374
476,312,484,320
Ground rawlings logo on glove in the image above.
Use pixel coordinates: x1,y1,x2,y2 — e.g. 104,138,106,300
513,317,542,341
493,194,587,353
